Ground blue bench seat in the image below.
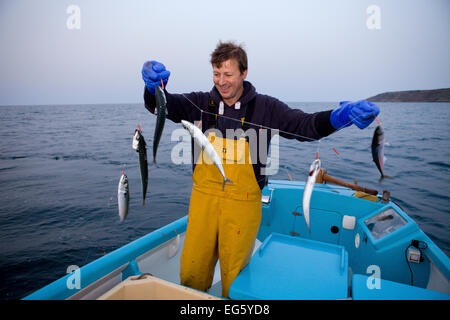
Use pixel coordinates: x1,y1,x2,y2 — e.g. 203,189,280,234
229,233,349,300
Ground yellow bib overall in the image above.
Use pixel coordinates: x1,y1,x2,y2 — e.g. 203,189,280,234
180,132,262,298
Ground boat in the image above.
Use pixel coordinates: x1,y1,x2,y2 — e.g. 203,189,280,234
23,170,450,300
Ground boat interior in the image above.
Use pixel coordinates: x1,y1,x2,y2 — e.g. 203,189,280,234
25,180,450,300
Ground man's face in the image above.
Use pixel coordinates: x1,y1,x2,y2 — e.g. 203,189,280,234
213,59,247,105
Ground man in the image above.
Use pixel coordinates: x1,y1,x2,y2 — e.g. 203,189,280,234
142,41,379,298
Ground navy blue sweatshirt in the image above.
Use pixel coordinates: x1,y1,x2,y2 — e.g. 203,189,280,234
144,81,336,189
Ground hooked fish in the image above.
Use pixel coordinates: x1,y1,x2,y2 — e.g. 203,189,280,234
118,171,129,222
302,158,321,232
181,120,232,190
132,127,149,205
153,85,167,164
371,125,387,182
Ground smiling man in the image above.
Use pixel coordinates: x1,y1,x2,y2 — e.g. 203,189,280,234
141,41,379,298
212,46,248,106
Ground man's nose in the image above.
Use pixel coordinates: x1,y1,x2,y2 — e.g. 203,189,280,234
217,75,226,86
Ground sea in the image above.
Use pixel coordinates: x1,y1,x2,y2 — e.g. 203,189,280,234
0,102,449,300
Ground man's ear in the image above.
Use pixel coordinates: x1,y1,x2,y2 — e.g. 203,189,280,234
242,69,248,79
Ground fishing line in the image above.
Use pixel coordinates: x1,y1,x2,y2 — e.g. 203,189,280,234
181,93,319,143
180,93,374,160
375,116,382,126
181,93,373,143
315,140,321,160
177,92,382,191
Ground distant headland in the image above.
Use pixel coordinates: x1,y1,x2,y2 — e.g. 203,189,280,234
367,88,450,102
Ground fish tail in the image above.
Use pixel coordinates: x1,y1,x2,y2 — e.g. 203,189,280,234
304,215,311,233
222,177,233,191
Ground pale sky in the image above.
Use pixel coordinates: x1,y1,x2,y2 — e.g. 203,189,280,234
0,0,449,105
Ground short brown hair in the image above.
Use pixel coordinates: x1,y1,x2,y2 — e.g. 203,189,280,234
210,41,248,74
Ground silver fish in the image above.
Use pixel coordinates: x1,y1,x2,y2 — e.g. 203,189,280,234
118,171,129,222
302,158,321,232
132,127,148,206
181,120,232,190
153,86,167,164
371,125,387,182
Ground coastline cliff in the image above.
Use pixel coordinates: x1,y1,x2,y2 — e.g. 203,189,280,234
367,88,450,102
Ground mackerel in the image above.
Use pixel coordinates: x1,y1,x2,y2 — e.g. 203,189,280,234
153,85,167,164
371,125,387,182
132,127,149,205
302,158,321,232
181,120,232,191
118,171,129,222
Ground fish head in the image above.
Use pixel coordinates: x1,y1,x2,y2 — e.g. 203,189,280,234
371,125,384,148
181,120,192,133
309,159,321,176
155,86,167,106
374,125,384,136
119,172,129,187
133,128,147,150
132,129,141,150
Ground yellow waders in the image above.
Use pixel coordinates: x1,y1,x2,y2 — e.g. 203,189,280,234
180,132,262,298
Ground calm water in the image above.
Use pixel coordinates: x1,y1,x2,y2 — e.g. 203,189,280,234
0,102,449,299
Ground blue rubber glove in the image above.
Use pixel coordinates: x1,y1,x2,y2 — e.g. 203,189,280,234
142,60,170,95
330,100,380,130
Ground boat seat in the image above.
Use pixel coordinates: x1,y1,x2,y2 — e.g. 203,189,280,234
229,232,349,300
352,274,450,300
